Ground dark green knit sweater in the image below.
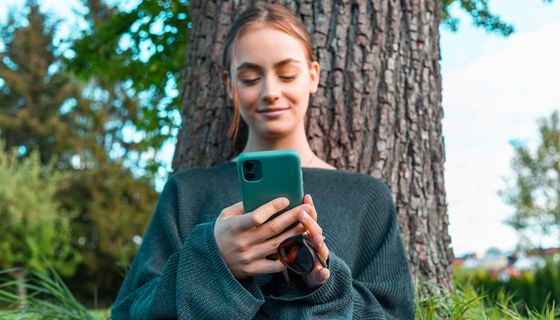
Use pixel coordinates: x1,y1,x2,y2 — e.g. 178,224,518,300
112,161,415,319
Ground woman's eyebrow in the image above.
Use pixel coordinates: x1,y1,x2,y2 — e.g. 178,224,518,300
236,58,302,71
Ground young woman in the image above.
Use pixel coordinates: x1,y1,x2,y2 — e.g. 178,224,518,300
113,4,414,319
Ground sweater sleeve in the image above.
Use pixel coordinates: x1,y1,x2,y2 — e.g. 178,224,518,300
264,183,415,319
111,176,265,320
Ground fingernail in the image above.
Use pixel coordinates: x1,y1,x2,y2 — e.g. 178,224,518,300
322,268,330,279
309,194,314,204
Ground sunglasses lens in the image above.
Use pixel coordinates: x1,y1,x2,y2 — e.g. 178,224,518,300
278,236,314,274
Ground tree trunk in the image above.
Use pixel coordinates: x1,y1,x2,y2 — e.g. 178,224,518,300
173,0,453,290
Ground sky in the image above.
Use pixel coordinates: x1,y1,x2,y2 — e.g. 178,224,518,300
440,0,560,256
1,0,559,257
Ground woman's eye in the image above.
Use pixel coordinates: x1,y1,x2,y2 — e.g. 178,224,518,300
240,78,259,85
279,75,297,81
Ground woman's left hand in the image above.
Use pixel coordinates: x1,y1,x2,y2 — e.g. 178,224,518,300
298,194,330,291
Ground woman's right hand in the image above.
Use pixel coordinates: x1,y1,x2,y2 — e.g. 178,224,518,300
213,197,311,280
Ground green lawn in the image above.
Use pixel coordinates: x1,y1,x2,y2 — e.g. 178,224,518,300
89,310,110,320
0,309,110,319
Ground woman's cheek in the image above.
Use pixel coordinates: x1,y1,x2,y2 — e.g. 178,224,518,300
238,87,259,106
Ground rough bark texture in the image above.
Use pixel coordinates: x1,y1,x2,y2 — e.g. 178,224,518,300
173,0,453,290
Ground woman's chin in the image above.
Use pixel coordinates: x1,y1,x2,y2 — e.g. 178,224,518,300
256,124,293,138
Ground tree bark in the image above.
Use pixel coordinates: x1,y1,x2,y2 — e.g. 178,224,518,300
173,0,453,290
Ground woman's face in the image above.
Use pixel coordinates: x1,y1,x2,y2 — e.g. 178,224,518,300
226,26,320,138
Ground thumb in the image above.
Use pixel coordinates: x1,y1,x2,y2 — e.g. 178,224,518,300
217,201,245,220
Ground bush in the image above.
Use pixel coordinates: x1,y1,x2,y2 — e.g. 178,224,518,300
0,142,81,303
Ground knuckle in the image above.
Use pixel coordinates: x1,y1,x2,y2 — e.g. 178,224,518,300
269,222,283,234
251,213,265,226
236,239,250,252
238,252,251,265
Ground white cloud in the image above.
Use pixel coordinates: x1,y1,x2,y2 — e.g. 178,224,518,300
443,21,560,256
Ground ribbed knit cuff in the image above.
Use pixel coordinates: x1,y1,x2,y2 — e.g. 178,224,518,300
203,221,265,307
266,252,353,305
177,221,265,318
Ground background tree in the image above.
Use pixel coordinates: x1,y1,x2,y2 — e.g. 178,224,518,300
67,0,189,176
500,110,560,247
0,142,80,302
0,1,158,306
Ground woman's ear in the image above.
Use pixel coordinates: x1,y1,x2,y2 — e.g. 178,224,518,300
223,71,233,100
309,61,320,94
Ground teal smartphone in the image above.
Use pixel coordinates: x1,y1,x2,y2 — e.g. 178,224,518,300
237,149,304,225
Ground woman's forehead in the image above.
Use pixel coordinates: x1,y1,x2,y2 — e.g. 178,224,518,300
232,26,308,67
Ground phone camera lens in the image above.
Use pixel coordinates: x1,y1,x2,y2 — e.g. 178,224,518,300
246,171,255,180
244,161,254,170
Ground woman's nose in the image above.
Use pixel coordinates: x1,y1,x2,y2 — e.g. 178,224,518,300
260,76,280,103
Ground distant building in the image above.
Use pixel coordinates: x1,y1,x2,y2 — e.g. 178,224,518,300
452,247,560,280
525,247,560,258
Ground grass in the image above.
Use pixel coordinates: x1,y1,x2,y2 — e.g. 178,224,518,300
0,267,110,320
0,310,109,319
1,267,559,319
415,278,560,319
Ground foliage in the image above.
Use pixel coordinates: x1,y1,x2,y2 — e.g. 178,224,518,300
453,259,560,316
500,110,560,242
66,0,189,176
440,0,514,35
0,1,158,306
0,1,80,164
0,142,81,278
441,0,554,36
58,162,158,307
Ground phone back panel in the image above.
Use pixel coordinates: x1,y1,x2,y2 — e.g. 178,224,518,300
237,150,303,220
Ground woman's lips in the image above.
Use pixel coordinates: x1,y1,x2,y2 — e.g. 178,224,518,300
258,108,288,117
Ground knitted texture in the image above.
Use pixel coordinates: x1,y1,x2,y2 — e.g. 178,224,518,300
112,162,415,319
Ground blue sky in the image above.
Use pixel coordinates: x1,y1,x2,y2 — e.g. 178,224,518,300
1,0,559,257
440,0,560,256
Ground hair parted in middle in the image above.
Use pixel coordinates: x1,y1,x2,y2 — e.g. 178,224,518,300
221,3,315,150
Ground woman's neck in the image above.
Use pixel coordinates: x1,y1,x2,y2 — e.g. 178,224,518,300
234,128,316,166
